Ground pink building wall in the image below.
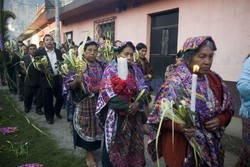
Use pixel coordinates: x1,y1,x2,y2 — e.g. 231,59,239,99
24,22,63,47
61,0,250,82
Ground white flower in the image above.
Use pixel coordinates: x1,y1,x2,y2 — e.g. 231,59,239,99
161,98,173,117
180,100,187,106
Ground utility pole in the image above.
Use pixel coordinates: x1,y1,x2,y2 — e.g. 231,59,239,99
55,0,60,49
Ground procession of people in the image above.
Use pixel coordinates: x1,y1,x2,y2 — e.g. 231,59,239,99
0,34,249,167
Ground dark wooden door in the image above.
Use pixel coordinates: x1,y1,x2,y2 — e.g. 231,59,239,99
150,10,178,93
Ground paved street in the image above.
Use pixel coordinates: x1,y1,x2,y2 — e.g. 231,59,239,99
6,90,241,167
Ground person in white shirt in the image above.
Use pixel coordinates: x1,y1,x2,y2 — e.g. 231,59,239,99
35,34,64,124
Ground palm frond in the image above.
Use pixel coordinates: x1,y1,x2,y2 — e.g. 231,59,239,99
1,10,16,45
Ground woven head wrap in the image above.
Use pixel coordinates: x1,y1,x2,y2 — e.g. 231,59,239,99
182,36,217,62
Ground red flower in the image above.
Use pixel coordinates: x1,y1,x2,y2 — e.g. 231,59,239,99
111,77,120,85
123,88,128,94
118,80,124,86
128,74,133,79
111,74,137,99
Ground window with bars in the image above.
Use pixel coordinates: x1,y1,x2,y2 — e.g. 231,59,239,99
49,30,55,40
94,16,116,43
65,31,73,44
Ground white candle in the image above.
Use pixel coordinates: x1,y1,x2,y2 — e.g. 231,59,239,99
190,73,197,113
190,65,200,121
171,100,174,150
117,57,128,80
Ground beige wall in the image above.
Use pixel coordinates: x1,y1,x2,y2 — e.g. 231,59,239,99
178,0,250,82
61,0,250,82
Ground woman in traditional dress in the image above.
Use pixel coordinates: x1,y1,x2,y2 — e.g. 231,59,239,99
235,54,250,167
63,40,104,167
96,41,149,167
164,50,183,80
135,42,153,134
147,36,234,167
135,43,153,90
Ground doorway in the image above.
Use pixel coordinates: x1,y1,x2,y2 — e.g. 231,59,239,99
150,9,178,92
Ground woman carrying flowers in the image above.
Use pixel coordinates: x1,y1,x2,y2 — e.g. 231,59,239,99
147,36,234,167
62,40,104,167
96,41,149,167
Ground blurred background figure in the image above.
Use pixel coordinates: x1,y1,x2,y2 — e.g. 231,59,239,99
17,40,24,51
60,46,67,55
73,45,78,57
98,36,106,47
164,50,183,80
22,45,28,55
135,42,153,91
38,41,44,51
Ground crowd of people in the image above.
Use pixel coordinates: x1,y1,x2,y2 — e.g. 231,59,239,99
0,34,249,167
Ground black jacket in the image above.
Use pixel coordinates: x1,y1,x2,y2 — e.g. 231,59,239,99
21,55,41,86
35,48,63,88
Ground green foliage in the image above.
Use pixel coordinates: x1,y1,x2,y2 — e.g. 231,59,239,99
0,1,16,83
0,90,86,167
0,141,28,157
0,9,16,45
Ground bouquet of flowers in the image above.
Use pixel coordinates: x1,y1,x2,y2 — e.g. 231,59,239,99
99,39,114,63
59,34,89,92
133,50,140,63
5,40,24,58
155,97,202,167
15,49,23,59
77,31,91,60
60,49,87,92
5,40,15,54
18,163,44,167
60,33,89,75
58,61,69,76
0,126,19,135
111,73,137,99
4,41,15,66
33,56,54,88
19,61,29,76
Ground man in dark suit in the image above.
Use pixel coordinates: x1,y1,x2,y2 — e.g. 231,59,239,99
36,34,64,124
22,44,43,115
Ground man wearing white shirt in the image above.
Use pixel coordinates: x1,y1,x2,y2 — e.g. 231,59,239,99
36,34,64,124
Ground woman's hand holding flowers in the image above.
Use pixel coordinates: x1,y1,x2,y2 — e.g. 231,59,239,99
128,101,140,115
180,124,196,137
71,74,82,89
75,74,82,84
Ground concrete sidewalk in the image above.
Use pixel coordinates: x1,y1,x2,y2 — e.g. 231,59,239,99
225,117,242,138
